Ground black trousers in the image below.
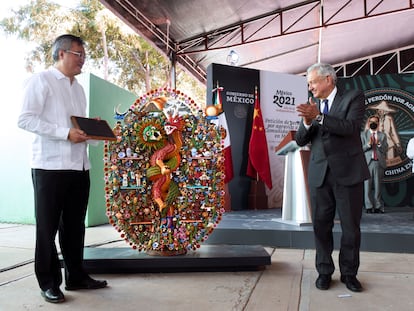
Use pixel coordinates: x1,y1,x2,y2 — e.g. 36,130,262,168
31,169,90,290
310,168,363,277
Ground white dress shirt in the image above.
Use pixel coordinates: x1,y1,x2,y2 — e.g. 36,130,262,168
407,137,414,173
304,87,338,130
323,87,337,113
18,67,91,171
369,130,378,160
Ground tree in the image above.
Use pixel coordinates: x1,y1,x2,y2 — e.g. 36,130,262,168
0,0,206,104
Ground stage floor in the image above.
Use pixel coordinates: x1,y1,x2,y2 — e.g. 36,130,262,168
205,207,414,253
75,207,414,273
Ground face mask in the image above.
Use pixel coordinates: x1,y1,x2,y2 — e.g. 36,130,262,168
369,122,378,130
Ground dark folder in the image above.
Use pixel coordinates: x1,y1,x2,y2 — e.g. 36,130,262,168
71,116,116,141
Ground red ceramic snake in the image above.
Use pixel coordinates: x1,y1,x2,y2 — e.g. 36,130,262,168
148,113,185,212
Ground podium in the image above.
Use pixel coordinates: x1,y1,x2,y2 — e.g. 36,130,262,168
275,131,312,225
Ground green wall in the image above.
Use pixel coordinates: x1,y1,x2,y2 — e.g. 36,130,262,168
85,74,136,226
0,121,35,223
0,73,136,226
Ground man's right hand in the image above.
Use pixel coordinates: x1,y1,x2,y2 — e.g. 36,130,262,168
68,128,89,143
296,97,320,125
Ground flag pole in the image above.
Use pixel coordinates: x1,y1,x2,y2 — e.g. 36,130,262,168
254,86,260,184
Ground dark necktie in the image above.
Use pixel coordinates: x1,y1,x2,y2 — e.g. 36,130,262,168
372,132,378,160
322,99,329,114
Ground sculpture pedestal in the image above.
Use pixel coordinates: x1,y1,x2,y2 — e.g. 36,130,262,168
73,245,271,273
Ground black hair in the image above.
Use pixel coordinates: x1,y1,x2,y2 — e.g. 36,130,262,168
51,34,84,61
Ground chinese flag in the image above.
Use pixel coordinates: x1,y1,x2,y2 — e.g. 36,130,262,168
246,88,272,189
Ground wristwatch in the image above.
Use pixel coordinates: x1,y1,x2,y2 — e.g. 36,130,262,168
315,113,323,122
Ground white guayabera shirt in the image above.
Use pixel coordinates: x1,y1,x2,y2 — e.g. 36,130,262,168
17,67,91,171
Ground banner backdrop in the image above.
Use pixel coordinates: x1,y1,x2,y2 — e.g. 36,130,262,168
207,63,259,210
339,73,414,207
208,64,414,209
259,71,307,208
207,63,307,209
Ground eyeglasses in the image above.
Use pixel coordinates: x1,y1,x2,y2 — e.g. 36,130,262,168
65,50,86,59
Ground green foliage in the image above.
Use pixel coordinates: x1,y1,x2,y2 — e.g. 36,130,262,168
0,0,206,104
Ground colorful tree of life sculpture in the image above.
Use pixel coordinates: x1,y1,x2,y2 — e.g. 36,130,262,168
103,88,226,256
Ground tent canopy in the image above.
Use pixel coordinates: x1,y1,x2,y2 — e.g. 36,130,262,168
99,0,414,83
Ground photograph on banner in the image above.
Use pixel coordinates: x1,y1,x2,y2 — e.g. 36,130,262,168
259,70,307,208
339,73,414,208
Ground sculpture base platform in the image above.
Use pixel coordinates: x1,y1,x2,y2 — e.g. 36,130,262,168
75,245,271,273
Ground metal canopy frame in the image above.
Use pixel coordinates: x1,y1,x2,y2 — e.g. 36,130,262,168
336,45,414,77
100,0,414,83
176,1,412,55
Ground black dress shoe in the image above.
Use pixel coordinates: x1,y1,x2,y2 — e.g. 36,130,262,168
66,276,107,291
374,209,385,214
366,209,374,214
41,288,65,303
341,275,363,292
315,274,331,290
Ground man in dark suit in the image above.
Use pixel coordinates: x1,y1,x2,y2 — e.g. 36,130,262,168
361,115,388,213
295,63,370,292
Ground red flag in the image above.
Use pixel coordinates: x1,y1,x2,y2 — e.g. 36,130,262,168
213,83,234,183
246,88,272,189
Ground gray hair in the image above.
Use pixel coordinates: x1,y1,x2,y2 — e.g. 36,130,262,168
52,34,84,61
307,63,337,84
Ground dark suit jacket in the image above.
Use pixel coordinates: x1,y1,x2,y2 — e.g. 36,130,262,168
295,88,370,187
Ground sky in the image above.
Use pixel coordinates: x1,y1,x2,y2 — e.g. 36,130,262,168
0,1,39,152
0,1,32,114
0,1,81,203
0,0,80,118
